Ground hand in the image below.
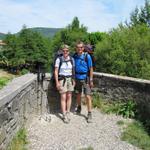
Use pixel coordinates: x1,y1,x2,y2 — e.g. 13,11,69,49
56,82,61,90
73,80,76,87
90,81,94,88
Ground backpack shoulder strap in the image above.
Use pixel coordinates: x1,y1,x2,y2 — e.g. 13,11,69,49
58,56,63,74
69,56,75,78
84,52,91,71
69,55,74,66
73,53,77,59
84,52,88,62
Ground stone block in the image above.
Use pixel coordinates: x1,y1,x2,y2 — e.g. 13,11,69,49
0,109,10,125
0,128,6,145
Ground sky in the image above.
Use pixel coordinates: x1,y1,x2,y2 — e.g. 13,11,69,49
0,0,145,34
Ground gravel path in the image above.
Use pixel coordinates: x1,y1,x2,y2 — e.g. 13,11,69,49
27,106,140,150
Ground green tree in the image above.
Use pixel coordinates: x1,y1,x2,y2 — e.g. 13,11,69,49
139,0,150,26
129,0,150,26
50,16,88,55
130,7,139,26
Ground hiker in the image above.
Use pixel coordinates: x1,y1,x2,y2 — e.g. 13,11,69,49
54,44,75,123
73,41,94,123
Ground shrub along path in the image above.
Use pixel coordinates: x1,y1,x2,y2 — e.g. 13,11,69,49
27,106,140,150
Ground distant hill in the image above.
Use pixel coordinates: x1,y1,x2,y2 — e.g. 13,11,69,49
0,33,6,39
0,27,63,39
28,27,63,38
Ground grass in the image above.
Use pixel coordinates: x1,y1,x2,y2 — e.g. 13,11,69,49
92,92,150,150
7,128,28,150
92,93,136,118
121,121,150,150
0,77,11,89
117,120,125,126
0,69,16,89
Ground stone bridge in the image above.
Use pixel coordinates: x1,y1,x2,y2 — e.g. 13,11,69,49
0,72,150,149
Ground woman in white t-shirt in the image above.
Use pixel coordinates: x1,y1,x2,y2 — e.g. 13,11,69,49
54,44,75,123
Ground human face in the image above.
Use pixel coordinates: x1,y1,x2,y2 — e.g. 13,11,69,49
62,48,69,58
76,44,84,55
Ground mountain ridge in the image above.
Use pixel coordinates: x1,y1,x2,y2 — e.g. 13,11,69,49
0,27,62,39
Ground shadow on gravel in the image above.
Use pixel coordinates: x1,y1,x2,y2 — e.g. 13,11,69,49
74,113,87,120
46,81,88,122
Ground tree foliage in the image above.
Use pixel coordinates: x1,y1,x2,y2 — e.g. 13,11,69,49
50,16,89,54
0,1,150,79
95,0,150,79
129,0,150,26
1,27,51,73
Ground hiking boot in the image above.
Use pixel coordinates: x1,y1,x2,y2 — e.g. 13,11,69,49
74,105,81,114
62,114,69,124
87,112,92,123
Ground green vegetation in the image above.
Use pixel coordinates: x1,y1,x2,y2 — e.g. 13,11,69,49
92,93,136,118
0,27,61,40
0,77,11,89
28,27,62,38
0,0,150,78
121,121,150,150
93,93,150,150
117,120,125,126
95,0,150,79
7,128,28,150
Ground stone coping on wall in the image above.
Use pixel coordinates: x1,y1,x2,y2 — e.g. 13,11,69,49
0,73,37,107
93,72,150,84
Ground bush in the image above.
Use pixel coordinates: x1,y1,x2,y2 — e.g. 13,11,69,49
0,77,10,89
20,69,29,75
121,121,150,150
92,93,137,118
7,128,28,150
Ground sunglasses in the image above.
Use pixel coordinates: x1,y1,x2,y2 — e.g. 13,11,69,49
63,50,69,52
77,46,83,49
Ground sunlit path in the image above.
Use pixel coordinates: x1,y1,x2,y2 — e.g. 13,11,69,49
27,106,140,150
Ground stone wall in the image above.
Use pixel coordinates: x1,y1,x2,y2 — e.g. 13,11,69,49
93,72,150,121
0,74,48,150
0,72,150,149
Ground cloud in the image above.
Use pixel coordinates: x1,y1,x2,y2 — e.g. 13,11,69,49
0,0,145,33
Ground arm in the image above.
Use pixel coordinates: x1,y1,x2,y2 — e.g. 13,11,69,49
54,58,61,90
54,67,61,90
87,54,94,88
72,58,76,86
89,67,94,88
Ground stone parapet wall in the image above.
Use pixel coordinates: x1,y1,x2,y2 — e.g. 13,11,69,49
0,74,48,149
93,72,150,120
0,72,150,149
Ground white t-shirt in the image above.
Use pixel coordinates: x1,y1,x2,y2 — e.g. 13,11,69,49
55,56,74,76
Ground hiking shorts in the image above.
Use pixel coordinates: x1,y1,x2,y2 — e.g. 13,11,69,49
75,79,92,95
59,77,74,94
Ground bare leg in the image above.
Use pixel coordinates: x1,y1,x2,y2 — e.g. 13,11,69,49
60,93,67,114
86,95,92,112
66,92,72,112
76,93,81,106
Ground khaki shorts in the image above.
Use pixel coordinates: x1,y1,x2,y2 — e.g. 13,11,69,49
75,79,92,95
59,77,74,94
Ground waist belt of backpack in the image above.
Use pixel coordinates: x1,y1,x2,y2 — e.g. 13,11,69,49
75,72,87,75
58,75,73,86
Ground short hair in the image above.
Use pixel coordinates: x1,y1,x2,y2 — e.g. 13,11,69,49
61,44,70,50
76,41,84,47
